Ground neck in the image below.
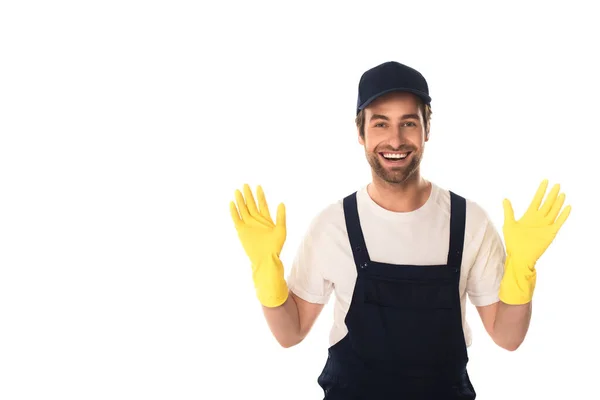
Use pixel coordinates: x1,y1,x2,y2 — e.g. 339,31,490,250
367,170,431,213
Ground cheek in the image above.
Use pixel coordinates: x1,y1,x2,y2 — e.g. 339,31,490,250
408,130,427,146
364,138,379,153
363,131,381,151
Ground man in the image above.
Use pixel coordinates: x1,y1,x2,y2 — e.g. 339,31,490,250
229,61,571,399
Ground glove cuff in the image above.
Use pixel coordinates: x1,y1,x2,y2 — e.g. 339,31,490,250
252,254,289,308
498,256,537,305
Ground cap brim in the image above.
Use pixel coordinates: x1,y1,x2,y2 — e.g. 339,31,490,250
357,88,431,113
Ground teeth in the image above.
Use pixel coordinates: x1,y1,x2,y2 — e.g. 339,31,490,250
382,153,408,159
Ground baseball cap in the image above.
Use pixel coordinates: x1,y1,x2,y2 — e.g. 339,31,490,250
356,61,431,115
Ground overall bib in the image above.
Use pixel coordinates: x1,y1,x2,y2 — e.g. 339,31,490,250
317,191,476,399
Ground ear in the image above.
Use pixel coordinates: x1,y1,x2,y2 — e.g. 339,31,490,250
358,129,365,145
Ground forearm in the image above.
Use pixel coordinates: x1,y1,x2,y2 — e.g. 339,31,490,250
488,179,570,351
492,301,532,351
261,291,302,348
493,252,535,350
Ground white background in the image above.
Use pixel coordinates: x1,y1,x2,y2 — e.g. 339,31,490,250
1,1,598,399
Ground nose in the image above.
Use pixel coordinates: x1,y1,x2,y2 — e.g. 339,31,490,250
387,125,406,148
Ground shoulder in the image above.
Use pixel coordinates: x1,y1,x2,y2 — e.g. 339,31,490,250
432,182,490,219
465,196,494,229
302,191,354,240
432,182,499,244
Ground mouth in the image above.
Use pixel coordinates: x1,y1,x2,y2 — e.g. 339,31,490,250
379,151,412,164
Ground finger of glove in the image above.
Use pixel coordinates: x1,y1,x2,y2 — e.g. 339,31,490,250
230,201,243,229
547,192,566,223
234,189,252,222
242,184,272,226
527,179,549,213
503,199,515,223
243,184,261,217
256,185,274,223
276,203,286,228
553,204,572,232
539,183,560,217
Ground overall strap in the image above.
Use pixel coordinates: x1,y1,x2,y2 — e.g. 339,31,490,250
343,192,371,272
447,191,467,272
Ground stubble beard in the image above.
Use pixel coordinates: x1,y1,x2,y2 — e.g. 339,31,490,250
366,147,424,185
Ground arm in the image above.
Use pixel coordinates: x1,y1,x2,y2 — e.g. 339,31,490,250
467,231,530,351
476,300,532,351
262,291,324,348
264,201,335,348
477,179,570,350
230,184,331,347
465,202,519,351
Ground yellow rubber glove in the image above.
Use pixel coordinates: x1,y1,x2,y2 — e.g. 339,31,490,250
230,184,289,308
499,179,572,305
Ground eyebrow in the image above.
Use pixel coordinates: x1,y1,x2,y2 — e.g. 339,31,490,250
369,113,421,121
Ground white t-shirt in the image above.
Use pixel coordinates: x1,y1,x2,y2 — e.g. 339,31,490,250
286,181,506,348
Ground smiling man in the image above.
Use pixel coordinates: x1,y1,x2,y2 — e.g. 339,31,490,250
230,61,571,399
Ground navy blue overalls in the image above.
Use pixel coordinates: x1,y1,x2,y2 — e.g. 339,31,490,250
317,190,476,399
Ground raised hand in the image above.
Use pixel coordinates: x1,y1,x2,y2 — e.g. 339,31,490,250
502,179,571,266
230,184,289,307
499,179,572,305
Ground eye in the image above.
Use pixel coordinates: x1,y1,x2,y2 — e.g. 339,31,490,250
374,122,387,128
403,121,417,127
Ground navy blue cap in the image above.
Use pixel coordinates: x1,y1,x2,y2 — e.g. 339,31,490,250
356,61,431,115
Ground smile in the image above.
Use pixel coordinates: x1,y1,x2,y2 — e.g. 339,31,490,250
379,151,412,162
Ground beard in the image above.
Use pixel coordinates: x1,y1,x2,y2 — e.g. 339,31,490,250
366,144,424,184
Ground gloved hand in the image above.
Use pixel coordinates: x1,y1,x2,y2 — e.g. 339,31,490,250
230,184,289,307
499,179,571,305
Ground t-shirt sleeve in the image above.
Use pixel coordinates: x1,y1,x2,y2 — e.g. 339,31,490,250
466,207,506,307
286,210,335,305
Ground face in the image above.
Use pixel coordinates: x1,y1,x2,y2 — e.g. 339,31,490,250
358,92,428,185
